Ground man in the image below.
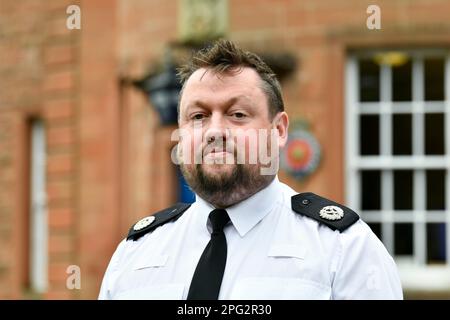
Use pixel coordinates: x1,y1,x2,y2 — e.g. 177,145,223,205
99,39,403,300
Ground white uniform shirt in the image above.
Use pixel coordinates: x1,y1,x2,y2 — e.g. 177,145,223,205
98,177,403,300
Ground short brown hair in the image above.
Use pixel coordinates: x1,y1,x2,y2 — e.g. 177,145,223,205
177,39,284,119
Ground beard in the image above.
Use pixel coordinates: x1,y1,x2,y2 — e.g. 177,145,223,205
180,161,274,208
177,128,279,208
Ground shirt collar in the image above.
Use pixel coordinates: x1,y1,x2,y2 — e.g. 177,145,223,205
193,176,282,237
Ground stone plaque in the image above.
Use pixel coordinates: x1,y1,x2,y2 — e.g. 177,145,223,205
178,0,228,42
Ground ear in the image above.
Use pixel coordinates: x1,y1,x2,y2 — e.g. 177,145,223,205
272,112,289,148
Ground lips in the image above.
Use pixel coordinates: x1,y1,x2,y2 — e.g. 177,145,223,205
207,151,229,157
203,144,233,156
204,150,232,160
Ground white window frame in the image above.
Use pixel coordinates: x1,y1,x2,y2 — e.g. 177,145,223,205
30,119,48,293
345,50,450,292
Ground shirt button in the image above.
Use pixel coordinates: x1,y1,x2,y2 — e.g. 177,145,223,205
302,199,310,205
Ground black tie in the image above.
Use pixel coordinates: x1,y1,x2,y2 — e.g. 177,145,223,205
187,209,230,300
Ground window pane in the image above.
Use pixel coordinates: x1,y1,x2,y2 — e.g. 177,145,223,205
394,223,413,255
426,170,446,210
425,58,445,101
427,223,446,263
359,59,380,102
361,170,381,210
392,114,412,155
368,223,382,240
360,115,379,155
30,120,48,293
425,113,444,155
394,170,413,210
392,59,412,101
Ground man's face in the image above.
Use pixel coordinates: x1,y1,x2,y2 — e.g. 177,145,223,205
177,67,288,206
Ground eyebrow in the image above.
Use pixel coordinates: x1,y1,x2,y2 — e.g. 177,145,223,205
185,95,252,110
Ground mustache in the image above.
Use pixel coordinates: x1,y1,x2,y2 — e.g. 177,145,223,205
202,139,235,156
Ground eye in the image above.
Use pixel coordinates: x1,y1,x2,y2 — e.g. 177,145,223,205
231,112,246,119
192,113,206,120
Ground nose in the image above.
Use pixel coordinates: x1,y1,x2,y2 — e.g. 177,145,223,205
204,113,229,144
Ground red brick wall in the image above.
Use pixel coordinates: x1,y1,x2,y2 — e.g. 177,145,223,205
0,0,80,299
1,0,450,299
76,0,122,299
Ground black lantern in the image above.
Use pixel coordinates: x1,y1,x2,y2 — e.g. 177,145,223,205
135,59,182,125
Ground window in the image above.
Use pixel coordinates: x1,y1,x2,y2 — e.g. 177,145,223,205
29,119,48,294
346,50,450,290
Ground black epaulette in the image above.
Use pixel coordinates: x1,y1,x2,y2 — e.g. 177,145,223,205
291,192,359,232
126,203,192,241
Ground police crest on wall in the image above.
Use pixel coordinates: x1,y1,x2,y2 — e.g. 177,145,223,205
280,120,321,180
